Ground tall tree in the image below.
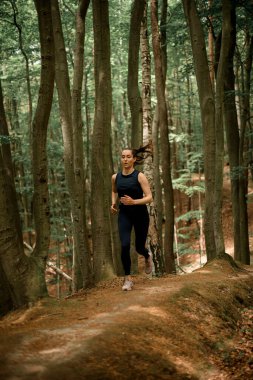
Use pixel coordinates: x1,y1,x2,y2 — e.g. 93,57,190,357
150,0,175,273
127,0,145,148
0,0,54,312
71,0,92,289
51,0,92,290
141,1,165,274
213,0,229,257
91,0,115,282
32,0,55,272
222,2,244,259
237,23,252,264
182,0,216,260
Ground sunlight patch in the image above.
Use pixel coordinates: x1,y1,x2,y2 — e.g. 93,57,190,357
127,305,168,319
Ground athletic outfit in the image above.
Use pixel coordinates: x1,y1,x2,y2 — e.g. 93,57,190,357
115,169,150,275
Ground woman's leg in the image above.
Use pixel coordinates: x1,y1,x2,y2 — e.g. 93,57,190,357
118,211,133,275
133,207,150,259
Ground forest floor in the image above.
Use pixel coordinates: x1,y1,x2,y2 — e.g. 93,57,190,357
0,261,253,380
1,172,253,380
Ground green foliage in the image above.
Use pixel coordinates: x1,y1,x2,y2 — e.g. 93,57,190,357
0,134,19,144
176,210,204,223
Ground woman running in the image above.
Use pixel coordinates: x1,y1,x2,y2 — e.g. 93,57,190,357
111,145,153,291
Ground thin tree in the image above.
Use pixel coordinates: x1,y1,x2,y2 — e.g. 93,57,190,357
51,0,92,290
71,0,92,289
127,0,145,148
141,1,165,274
32,0,55,272
91,0,115,281
150,0,175,273
182,0,216,260
221,1,249,263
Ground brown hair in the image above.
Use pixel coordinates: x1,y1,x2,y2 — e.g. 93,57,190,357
123,142,153,165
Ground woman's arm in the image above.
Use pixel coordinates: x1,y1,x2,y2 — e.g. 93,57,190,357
120,172,153,206
111,174,118,214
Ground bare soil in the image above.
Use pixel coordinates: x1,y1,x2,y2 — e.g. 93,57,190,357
0,261,253,380
0,172,253,380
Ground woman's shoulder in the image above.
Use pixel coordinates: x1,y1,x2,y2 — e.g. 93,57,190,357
135,170,145,178
137,171,148,183
112,172,121,180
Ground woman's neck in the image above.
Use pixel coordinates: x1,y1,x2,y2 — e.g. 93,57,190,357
122,167,135,175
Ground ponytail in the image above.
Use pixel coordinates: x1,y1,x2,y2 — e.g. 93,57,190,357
132,141,153,165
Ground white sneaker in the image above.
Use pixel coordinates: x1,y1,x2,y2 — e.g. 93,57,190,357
122,279,133,291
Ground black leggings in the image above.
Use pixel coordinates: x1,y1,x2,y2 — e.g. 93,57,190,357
118,206,149,275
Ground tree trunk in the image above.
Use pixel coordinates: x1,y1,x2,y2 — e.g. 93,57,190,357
150,0,175,273
152,108,164,254
0,1,57,312
141,1,165,274
0,81,23,246
71,0,92,290
91,0,115,282
182,0,216,260
222,2,244,262
127,0,145,148
51,0,92,290
0,262,13,316
208,0,215,88
0,151,30,307
32,0,54,273
213,0,233,257
238,31,253,265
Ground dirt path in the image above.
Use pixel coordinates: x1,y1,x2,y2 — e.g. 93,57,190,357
0,260,253,380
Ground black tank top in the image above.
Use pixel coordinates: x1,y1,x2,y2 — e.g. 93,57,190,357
116,169,144,208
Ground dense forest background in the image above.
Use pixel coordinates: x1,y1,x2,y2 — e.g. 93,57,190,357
0,0,252,315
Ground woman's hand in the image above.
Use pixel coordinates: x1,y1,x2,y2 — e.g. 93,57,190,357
120,195,135,205
110,204,118,214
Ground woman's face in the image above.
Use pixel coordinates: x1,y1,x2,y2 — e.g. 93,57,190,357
121,149,136,169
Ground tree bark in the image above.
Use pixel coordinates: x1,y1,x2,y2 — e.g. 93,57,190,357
150,0,175,273
0,81,23,246
127,0,145,148
0,262,13,316
141,1,165,274
32,0,54,271
152,108,163,254
237,30,253,264
0,151,29,308
91,0,115,282
51,0,92,290
182,0,216,260
213,0,232,257
0,1,57,312
71,0,92,290
222,1,243,262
